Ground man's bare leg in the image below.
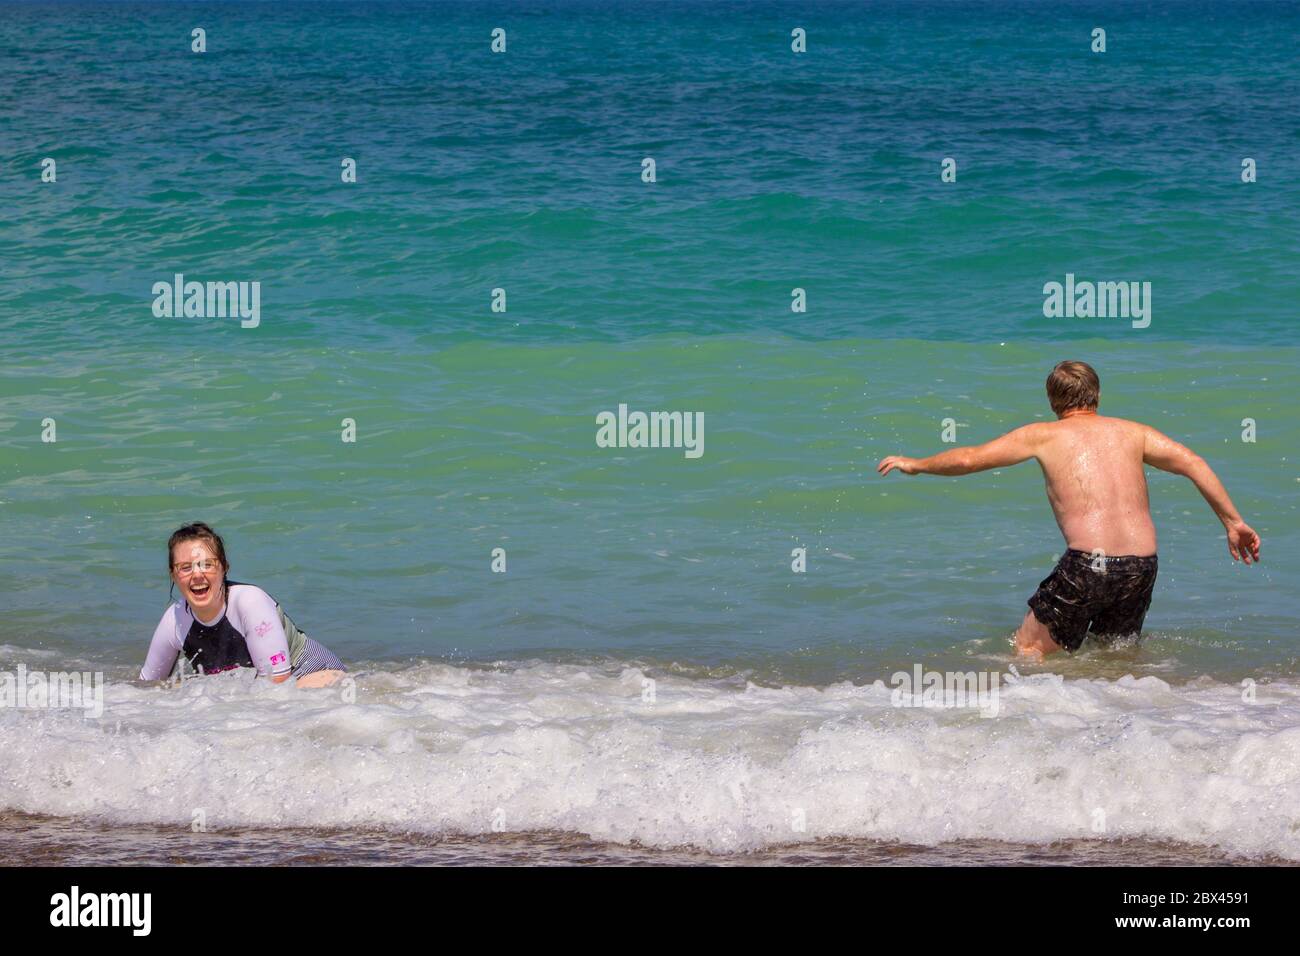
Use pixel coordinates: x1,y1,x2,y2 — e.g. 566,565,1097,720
1015,610,1062,659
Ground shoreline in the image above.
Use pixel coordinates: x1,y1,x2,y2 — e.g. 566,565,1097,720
2,811,1292,867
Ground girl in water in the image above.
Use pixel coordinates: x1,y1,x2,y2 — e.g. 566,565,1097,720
139,522,346,688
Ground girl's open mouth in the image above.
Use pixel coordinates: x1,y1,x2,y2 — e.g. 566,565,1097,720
189,582,211,597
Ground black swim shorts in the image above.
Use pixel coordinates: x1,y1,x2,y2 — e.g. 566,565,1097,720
1026,549,1158,652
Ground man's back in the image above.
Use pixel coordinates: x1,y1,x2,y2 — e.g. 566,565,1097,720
1032,413,1157,557
876,360,1259,657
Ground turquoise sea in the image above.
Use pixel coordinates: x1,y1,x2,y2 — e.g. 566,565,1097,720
1,0,1297,863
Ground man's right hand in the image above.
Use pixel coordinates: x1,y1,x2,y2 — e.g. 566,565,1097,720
877,456,922,476
1225,520,1261,565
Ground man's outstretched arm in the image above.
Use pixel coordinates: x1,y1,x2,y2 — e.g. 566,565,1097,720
1142,425,1261,564
878,424,1041,477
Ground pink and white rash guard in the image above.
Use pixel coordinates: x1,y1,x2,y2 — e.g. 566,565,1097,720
139,581,301,680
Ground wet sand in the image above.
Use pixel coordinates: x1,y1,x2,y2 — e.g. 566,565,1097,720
1,811,1291,866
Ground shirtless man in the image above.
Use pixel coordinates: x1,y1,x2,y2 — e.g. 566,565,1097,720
876,361,1261,658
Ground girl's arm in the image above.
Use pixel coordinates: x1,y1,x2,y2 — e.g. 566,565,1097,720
139,606,182,680
230,585,294,681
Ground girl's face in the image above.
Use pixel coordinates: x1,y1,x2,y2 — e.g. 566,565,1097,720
171,539,224,616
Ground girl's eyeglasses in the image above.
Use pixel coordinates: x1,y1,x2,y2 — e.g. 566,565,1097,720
172,559,220,577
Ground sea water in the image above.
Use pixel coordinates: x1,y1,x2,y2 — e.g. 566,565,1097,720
1,0,1297,861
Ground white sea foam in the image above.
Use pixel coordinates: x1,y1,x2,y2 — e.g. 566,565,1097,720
1,660,1297,857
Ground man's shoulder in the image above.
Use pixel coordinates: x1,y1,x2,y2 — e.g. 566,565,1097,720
1010,420,1056,440
1098,415,1153,437
1038,414,1150,432
1020,416,1151,451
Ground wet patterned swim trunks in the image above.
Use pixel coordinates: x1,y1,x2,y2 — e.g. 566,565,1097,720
1027,549,1158,652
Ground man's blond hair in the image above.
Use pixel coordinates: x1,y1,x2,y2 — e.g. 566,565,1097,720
1046,361,1100,416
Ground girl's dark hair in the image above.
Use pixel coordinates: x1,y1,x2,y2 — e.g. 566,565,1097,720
167,522,230,603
